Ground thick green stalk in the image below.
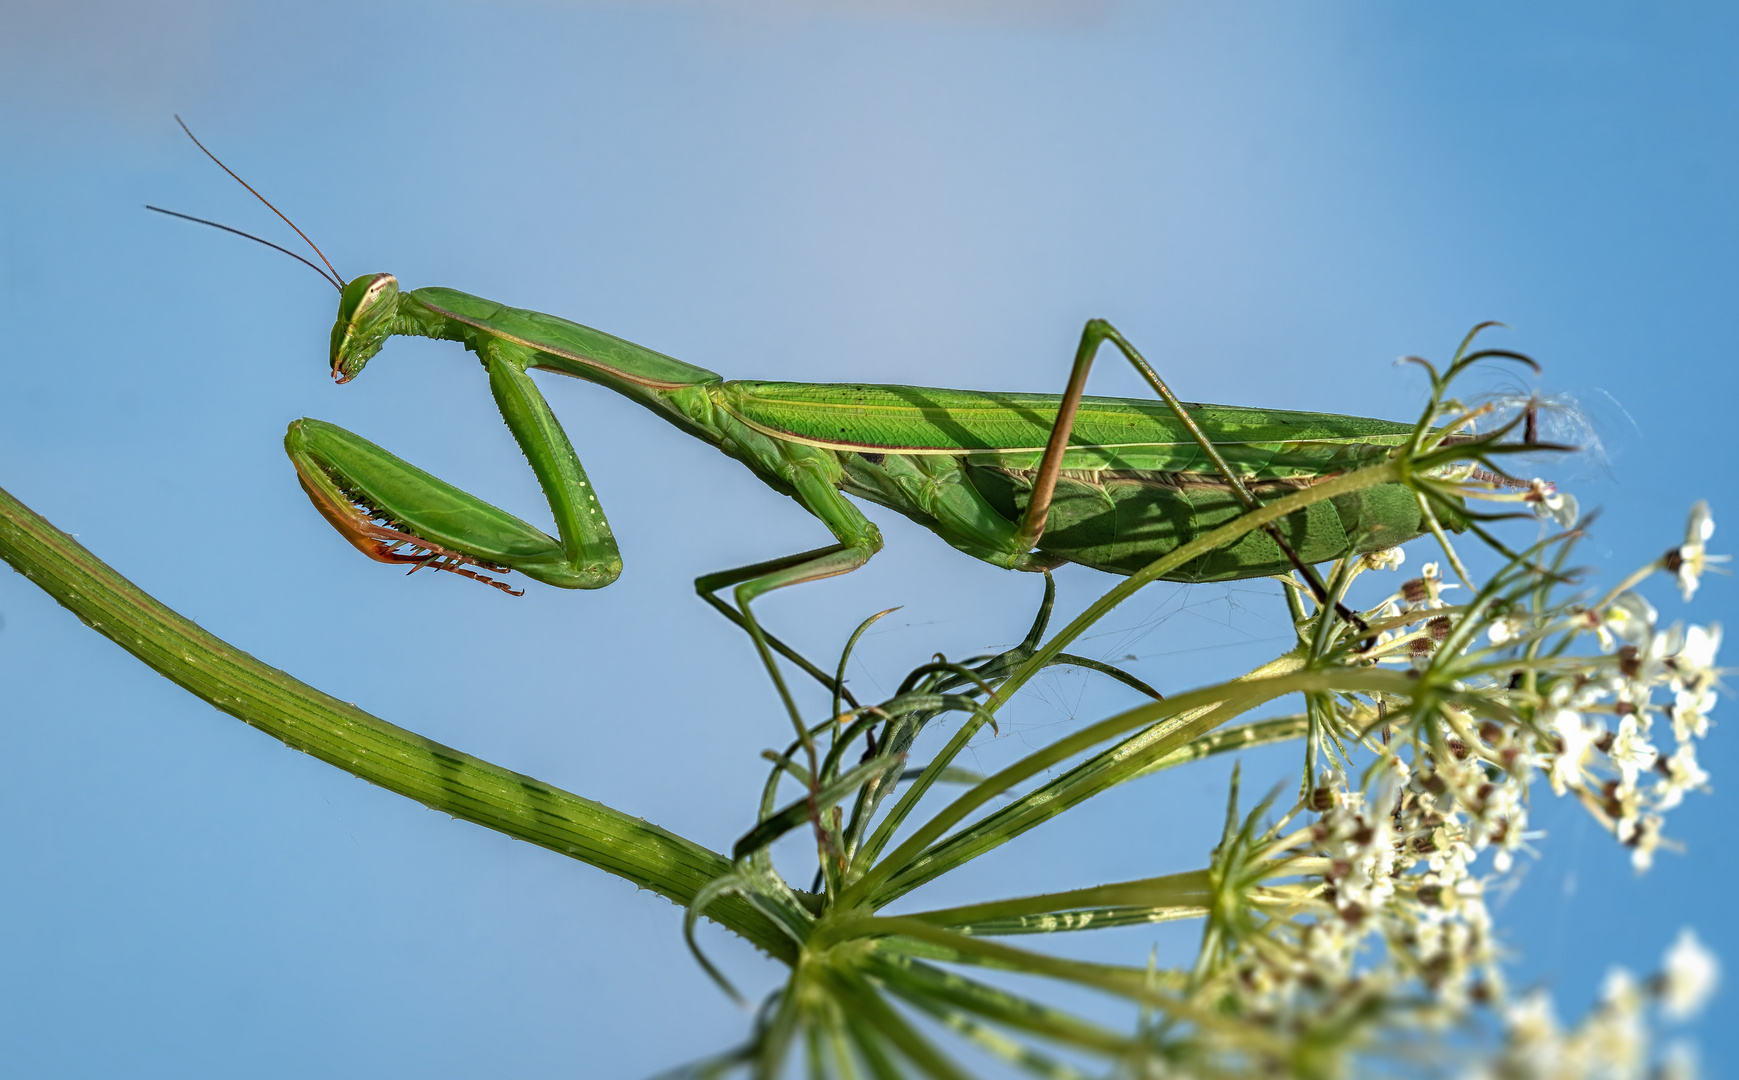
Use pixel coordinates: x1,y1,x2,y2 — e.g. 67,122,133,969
0,483,793,961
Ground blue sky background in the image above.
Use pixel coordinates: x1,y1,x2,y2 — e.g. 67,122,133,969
1,2,1733,1076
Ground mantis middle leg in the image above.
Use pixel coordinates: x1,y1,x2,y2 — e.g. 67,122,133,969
695,449,884,735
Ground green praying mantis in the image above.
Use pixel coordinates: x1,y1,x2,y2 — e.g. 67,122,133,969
154,121,1519,707
298,278,1445,592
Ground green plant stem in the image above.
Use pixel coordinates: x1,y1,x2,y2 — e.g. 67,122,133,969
861,950,1132,1056
845,666,1412,909
903,869,1212,929
0,483,793,961
826,918,1288,1054
854,462,1401,874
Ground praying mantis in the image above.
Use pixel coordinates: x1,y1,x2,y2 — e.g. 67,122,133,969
153,121,1483,703
299,274,1446,596
294,275,1458,698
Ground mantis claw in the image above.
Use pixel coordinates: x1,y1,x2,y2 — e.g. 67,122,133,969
292,452,527,594
284,418,573,595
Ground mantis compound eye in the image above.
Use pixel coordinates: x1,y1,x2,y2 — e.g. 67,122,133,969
330,272,400,383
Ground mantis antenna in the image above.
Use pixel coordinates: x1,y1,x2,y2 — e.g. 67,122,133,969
149,115,345,291
145,205,342,291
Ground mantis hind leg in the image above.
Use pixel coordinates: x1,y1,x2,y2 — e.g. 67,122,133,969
1018,319,1363,631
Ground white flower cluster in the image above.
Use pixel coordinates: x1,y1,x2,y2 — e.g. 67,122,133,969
1533,593,1720,871
1176,502,1722,1075
1372,503,1721,872
1294,754,1502,1010
1467,930,1718,1080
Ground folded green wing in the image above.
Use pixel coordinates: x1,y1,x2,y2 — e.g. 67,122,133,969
721,381,1415,479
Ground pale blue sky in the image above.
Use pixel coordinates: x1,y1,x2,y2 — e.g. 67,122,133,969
1,2,1733,1075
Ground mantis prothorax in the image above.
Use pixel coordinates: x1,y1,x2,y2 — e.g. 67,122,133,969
154,120,1484,714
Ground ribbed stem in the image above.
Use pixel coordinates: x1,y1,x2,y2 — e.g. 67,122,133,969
0,483,793,961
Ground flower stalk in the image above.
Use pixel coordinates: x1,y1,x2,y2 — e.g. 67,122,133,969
0,482,796,960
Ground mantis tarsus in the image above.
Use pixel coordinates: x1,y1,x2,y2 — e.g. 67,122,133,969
154,121,1476,712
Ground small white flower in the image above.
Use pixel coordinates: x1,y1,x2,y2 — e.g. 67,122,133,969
1622,813,1665,872
1601,965,1641,1009
1621,624,1682,697
1673,686,1716,742
1670,623,1722,696
1547,709,1598,795
1399,562,1448,610
1363,546,1406,572
1601,592,1658,650
1608,715,1658,789
1321,795,1397,913
1679,622,1722,668
1488,615,1524,646
1659,928,1720,1020
1662,623,1722,741
1504,989,1560,1045
1668,500,1728,601
1527,479,1579,529
1653,742,1709,811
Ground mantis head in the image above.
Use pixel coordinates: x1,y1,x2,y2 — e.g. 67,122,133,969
331,273,401,383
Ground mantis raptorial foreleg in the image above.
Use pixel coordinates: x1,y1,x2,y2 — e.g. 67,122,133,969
480,344,623,589
287,342,623,594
